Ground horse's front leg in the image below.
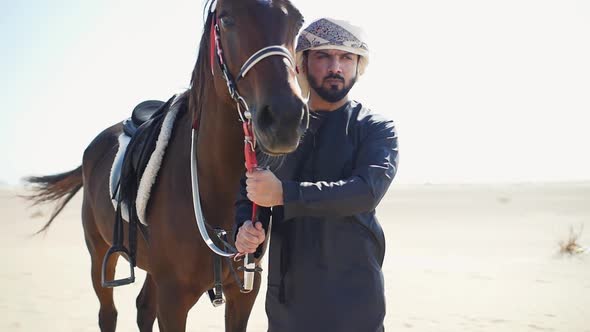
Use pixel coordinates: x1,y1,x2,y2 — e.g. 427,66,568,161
223,262,262,332
155,279,201,332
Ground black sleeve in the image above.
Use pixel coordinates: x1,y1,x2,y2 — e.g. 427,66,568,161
282,118,398,219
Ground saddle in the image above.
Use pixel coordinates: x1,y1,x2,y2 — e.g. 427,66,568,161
103,93,187,287
124,99,167,136
118,96,175,215
110,99,167,221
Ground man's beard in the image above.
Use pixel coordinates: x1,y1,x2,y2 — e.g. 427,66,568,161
307,72,357,103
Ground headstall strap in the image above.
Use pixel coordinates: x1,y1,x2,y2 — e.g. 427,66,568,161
210,12,235,98
210,16,217,76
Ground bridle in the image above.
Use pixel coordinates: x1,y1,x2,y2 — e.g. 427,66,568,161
190,3,296,292
208,12,296,124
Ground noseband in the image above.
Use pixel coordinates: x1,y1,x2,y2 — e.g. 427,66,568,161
191,5,297,293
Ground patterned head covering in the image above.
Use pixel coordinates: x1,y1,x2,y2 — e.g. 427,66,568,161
295,18,369,99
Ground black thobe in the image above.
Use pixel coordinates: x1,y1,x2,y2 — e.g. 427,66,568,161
235,101,399,332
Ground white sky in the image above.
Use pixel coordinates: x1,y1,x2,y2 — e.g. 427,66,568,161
1,0,589,185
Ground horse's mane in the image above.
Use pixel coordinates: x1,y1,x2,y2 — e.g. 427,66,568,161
189,0,216,126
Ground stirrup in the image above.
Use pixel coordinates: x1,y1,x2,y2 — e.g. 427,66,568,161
101,246,135,287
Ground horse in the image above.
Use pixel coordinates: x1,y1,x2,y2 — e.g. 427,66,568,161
24,0,307,331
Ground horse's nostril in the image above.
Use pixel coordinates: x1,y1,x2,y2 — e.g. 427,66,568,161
258,105,274,130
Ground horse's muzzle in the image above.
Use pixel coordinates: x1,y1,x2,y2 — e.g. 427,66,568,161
253,96,308,155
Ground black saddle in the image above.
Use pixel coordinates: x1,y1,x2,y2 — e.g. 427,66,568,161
103,94,186,287
123,100,166,137
121,95,182,196
118,93,188,218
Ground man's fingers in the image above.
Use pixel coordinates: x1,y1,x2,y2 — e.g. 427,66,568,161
238,222,263,243
243,220,262,234
243,222,261,235
238,244,257,253
248,223,265,239
244,227,264,244
246,184,257,193
243,230,264,245
246,170,268,179
236,242,257,254
239,231,261,245
237,238,259,253
237,232,260,252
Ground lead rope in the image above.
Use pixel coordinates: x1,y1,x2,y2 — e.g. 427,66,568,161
239,114,262,293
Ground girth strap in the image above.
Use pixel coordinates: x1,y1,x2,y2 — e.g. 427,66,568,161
207,252,224,307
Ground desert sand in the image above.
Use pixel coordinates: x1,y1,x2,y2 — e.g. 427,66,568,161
1,182,589,331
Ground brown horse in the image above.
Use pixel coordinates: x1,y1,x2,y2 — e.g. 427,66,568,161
25,0,307,331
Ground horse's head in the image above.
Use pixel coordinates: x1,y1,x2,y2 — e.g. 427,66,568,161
206,0,308,156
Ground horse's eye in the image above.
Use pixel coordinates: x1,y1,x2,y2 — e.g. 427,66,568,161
297,18,304,31
219,15,235,28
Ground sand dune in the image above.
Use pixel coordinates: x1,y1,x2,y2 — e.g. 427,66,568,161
1,183,589,331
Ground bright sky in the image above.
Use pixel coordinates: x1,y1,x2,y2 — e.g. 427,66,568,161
1,0,589,185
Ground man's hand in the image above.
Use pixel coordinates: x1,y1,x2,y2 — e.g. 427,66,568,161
246,169,284,207
236,220,265,254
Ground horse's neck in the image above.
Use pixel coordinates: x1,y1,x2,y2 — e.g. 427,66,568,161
196,96,244,168
190,94,246,215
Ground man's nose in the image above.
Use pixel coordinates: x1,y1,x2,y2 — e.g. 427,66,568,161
328,58,343,74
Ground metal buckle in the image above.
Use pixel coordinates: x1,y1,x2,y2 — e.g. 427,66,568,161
212,297,225,307
244,136,255,152
236,95,250,122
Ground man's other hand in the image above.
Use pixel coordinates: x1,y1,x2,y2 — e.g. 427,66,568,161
236,220,265,254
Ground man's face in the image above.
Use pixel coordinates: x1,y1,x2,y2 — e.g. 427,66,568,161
305,49,359,103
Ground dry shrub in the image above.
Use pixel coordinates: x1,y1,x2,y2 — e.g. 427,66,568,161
559,224,586,256
29,210,44,218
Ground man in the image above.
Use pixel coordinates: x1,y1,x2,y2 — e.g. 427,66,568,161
234,17,398,332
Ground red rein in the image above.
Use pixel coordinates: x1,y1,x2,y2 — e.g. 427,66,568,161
243,122,258,222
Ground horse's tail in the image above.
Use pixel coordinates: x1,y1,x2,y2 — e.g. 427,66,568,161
24,165,83,234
